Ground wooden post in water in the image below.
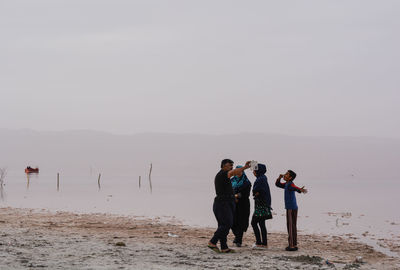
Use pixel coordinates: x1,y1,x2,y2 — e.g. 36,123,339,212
139,176,141,189
57,173,60,191
27,174,30,190
148,163,153,193
98,173,101,190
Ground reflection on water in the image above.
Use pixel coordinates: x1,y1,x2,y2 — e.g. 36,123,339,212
97,173,101,191
0,186,4,202
26,174,30,190
1,171,399,257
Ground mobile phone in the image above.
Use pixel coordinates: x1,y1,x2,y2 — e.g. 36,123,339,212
250,160,258,171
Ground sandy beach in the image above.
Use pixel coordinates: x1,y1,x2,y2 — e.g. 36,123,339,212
0,207,399,269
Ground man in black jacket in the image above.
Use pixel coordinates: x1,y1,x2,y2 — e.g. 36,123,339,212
208,159,251,253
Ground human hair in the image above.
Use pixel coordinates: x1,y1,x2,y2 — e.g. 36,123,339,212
288,170,297,180
221,159,234,168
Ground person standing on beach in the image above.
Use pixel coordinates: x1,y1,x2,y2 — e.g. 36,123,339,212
231,165,252,247
251,163,271,248
208,159,251,253
275,170,307,251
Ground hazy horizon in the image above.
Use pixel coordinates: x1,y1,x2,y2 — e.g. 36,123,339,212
2,127,400,140
1,129,399,181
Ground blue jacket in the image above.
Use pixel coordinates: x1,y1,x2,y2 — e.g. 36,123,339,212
252,164,271,207
276,180,301,210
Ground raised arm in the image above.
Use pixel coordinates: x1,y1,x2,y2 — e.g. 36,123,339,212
288,182,308,194
275,174,285,189
227,161,251,178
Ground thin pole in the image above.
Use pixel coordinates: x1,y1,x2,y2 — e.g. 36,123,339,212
98,173,101,190
149,163,153,193
57,173,59,191
139,176,141,189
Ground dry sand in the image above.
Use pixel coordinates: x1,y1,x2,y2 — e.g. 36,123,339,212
0,207,399,269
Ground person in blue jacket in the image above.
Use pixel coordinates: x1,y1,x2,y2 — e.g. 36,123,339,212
275,170,307,251
251,163,271,248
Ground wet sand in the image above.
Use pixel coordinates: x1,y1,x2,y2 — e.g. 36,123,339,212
0,207,399,269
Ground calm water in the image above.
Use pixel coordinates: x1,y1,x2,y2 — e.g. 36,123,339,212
1,170,399,256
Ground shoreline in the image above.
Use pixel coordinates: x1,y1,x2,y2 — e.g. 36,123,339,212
0,207,399,269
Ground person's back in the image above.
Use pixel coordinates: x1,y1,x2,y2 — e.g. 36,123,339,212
252,164,271,207
214,169,234,200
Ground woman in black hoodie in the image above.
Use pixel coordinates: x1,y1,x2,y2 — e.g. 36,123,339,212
231,166,252,247
251,163,272,248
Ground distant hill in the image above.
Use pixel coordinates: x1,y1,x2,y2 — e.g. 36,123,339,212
0,129,399,180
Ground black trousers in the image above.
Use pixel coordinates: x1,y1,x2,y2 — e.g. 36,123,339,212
210,200,235,250
251,216,267,245
231,199,250,245
286,209,298,247
232,228,244,244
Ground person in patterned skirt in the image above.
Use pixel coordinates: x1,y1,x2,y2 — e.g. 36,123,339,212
251,163,271,248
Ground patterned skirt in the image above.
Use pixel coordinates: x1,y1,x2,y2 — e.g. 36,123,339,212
253,199,272,219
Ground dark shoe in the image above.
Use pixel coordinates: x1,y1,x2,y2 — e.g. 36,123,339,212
285,246,298,251
207,242,220,253
252,243,267,249
221,248,236,253
235,242,242,247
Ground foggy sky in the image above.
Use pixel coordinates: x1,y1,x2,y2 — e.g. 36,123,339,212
1,1,399,137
